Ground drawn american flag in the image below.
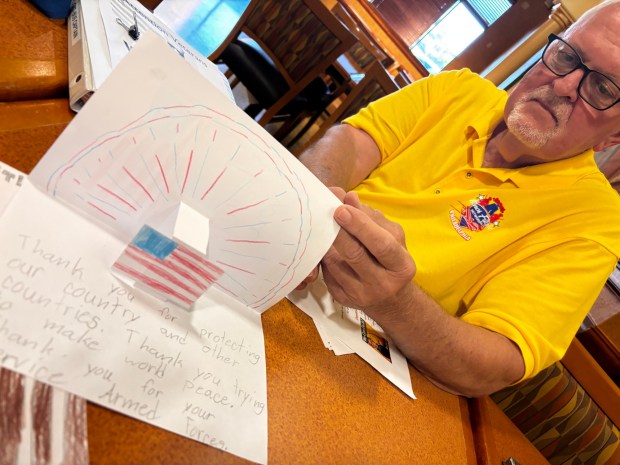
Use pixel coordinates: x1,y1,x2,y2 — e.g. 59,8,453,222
112,225,223,309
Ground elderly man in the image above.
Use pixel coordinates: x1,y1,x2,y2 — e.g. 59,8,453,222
298,0,620,397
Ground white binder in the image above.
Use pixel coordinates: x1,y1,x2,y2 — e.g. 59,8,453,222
67,1,94,111
67,0,113,111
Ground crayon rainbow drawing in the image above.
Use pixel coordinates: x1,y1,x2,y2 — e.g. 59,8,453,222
42,105,314,311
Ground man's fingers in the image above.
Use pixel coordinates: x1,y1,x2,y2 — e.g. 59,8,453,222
329,186,346,202
343,191,363,209
321,264,350,305
333,205,413,274
294,266,320,290
342,191,395,231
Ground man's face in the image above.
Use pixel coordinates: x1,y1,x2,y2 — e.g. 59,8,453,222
503,8,620,164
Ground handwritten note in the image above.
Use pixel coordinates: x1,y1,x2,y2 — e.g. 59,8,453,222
0,34,341,464
0,165,89,465
0,181,268,462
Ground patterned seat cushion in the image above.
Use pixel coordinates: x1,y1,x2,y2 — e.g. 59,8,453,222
492,362,620,465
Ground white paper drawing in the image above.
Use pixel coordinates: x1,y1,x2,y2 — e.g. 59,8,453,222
39,104,329,311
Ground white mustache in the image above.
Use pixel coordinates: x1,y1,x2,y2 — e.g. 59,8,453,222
518,86,572,124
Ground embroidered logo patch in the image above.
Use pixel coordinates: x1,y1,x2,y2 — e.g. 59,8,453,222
449,194,506,241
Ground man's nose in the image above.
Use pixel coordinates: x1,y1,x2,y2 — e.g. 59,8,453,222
551,68,585,102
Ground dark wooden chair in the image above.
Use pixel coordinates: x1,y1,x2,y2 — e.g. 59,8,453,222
294,61,398,155
330,2,393,74
209,0,356,129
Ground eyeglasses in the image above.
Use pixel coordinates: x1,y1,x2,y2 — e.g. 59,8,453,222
542,33,620,111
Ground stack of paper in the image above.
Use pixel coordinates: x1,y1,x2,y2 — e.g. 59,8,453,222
289,277,415,398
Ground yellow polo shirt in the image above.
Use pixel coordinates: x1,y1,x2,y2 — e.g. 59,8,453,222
344,68,620,380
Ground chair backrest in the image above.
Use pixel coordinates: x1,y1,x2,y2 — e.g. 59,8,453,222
211,0,356,125
331,2,392,72
296,61,398,154
393,66,413,87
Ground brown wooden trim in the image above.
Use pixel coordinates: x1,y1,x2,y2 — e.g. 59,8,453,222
459,397,479,465
468,396,551,465
469,397,496,465
578,326,620,381
562,338,620,427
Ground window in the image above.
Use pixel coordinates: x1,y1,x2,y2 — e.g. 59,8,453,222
410,0,513,74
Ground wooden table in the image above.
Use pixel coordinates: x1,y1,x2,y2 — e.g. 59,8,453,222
0,106,475,464
0,2,551,464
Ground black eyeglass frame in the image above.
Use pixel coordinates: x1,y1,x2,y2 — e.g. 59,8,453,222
542,33,620,111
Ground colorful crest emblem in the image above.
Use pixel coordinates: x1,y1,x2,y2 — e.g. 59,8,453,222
449,194,506,240
458,194,505,232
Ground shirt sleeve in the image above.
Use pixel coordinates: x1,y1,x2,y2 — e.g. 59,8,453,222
343,71,447,163
460,239,618,382
343,69,492,164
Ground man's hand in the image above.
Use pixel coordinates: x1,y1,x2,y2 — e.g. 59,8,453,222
295,131,526,397
295,266,319,291
321,188,416,315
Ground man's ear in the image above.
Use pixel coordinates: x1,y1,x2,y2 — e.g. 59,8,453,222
593,131,620,152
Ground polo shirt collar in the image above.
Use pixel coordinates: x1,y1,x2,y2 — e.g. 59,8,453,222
465,105,600,188
507,150,599,188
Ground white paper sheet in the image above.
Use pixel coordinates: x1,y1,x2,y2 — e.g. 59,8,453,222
0,34,341,464
289,278,415,399
0,181,268,463
0,162,25,215
80,0,114,90
0,165,89,465
30,33,341,313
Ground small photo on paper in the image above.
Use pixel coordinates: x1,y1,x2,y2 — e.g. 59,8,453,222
360,318,392,362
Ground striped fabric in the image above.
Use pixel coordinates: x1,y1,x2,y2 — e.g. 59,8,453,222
0,368,89,465
492,362,620,465
245,0,344,82
348,42,376,70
